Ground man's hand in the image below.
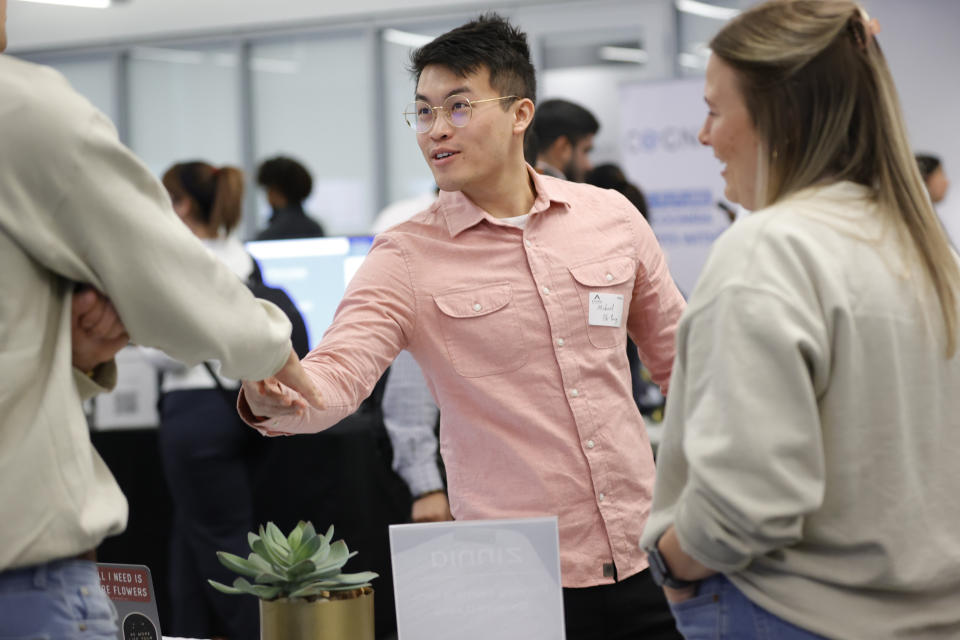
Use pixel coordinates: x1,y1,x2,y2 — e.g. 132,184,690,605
71,286,129,373
241,348,325,421
411,491,452,523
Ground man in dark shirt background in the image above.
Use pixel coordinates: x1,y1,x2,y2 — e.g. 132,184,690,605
255,155,326,240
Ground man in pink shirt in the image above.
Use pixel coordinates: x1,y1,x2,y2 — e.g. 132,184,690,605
241,14,685,639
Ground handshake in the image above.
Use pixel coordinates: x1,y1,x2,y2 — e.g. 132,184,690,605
72,286,325,422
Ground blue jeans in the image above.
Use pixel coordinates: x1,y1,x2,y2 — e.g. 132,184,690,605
668,574,827,640
0,558,118,639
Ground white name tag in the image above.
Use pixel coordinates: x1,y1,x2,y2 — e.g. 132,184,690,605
588,292,623,327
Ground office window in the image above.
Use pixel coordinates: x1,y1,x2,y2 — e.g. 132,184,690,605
380,21,459,207
251,32,375,236
128,45,242,179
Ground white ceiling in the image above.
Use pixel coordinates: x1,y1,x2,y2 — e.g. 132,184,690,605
6,0,536,52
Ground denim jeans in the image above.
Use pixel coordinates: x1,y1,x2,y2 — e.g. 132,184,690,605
0,558,118,640
668,574,827,640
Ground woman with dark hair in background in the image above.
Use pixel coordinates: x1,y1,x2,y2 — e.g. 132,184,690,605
916,153,950,204
641,2,960,638
586,163,649,219
149,161,260,640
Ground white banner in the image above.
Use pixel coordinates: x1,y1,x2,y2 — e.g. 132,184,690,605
619,78,731,295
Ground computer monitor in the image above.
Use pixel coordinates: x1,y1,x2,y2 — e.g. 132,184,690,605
246,236,375,349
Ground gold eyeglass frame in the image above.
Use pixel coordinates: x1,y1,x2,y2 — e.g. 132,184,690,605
403,95,519,132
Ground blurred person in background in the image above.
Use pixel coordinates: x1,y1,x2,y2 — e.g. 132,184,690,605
916,153,950,205
148,161,263,640
641,2,960,638
255,155,325,240
586,163,649,220
530,98,599,181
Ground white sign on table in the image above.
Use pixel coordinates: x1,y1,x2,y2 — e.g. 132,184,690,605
389,517,565,640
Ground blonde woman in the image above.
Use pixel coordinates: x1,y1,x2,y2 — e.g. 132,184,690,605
640,1,960,639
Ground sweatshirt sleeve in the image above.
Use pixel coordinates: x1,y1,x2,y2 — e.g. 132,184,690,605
665,285,829,573
0,80,291,382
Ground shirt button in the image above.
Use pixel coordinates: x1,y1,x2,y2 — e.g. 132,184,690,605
542,286,551,295
472,303,482,312
586,440,595,449
570,388,579,398
79,623,88,632
557,338,565,347
80,586,89,596
525,239,532,247
605,273,613,281
599,492,606,502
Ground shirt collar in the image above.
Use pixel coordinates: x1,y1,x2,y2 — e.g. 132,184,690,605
438,164,572,237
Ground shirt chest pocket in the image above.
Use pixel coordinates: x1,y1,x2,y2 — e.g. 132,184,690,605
568,256,637,349
433,282,527,378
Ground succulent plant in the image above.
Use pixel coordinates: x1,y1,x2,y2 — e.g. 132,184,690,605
208,521,378,600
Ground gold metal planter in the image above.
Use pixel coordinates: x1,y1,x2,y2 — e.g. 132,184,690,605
259,588,375,640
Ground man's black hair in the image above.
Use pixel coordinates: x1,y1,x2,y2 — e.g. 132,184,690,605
256,156,313,205
409,13,536,105
531,99,600,154
915,153,942,182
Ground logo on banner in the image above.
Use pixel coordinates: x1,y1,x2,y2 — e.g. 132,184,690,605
625,127,701,154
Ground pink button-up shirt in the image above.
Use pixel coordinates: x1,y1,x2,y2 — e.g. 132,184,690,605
242,168,685,587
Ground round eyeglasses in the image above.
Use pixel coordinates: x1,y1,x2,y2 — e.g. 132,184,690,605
403,94,518,133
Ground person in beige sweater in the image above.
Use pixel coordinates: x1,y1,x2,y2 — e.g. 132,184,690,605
0,3,320,636
640,1,960,639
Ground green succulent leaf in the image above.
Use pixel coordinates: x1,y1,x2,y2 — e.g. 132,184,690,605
254,571,290,585
323,524,335,544
252,537,287,570
337,571,380,583
247,531,261,551
247,553,273,573
287,523,304,550
266,522,291,552
208,579,245,595
287,558,318,579
290,530,322,565
300,521,317,543
233,577,283,600
312,540,350,571
215,551,261,579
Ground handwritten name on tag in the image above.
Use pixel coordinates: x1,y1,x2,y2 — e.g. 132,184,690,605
588,292,623,327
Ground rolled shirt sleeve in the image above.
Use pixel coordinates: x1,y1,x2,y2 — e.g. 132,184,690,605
240,234,417,434
623,196,686,393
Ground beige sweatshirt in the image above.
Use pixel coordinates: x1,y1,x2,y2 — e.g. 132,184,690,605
642,182,960,639
0,55,292,570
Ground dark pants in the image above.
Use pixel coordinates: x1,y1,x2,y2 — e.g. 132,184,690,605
564,569,681,640
158,388,260,640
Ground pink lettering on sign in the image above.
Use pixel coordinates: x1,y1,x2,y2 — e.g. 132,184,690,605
96,567,152,603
